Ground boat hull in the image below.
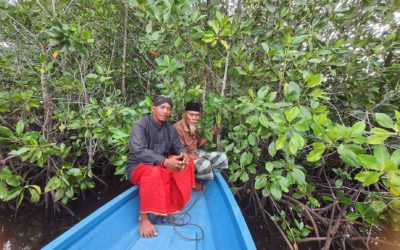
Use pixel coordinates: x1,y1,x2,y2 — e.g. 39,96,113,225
42,172,256,250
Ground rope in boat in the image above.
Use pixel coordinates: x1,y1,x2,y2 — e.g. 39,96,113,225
153,178,214,242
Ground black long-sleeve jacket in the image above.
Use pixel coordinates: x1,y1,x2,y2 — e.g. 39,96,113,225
126,115,186,181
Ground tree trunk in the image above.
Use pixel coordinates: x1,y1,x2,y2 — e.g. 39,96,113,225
221,51,230,97
51,0,56,16
40,51,53,141
121,0,128,96
236,0,242,18
40,44,54,218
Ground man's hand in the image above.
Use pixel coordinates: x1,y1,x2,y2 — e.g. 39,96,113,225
181,152,189,164
164,153,188,172
210,124,222,136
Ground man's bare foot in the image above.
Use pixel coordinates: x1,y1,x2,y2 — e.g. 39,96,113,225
194,181,204,192
139,213,158,238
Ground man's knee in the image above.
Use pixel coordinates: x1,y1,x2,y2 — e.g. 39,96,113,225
142,165,163,178
195,159,212,173
219,152,228,162
211,151,229,169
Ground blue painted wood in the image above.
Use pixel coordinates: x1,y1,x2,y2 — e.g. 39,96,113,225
42,172,256,250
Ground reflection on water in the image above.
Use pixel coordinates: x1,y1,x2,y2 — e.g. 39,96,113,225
0,176,130,249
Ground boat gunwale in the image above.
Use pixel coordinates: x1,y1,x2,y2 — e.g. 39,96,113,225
42,187,138,249
213,172,256,250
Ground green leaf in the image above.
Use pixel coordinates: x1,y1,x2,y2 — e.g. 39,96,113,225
357,154,380,170
30,185,41,194
338,144,362,167
291,168,306,185
367,134,389,144
220,39,230,50
383,160,397,172
86,73,98,79
259,114,269,128
285,107,300,123
293,118,312,132
270,183,282,200
370,201,386,214
216,113,222,125
371,128,391,137
291,133,305,149
275,135,287,150
270,113,286,124
67,168,82,176
284,82,300,101
29,188,40,203
390,149,400,167
389,173,400,186
268,142,276,157
395,110,400,125
255,175,267,190
248,133,257,146
207,19,220,34
304,71,323,88
16,120,24,136
9,147,30,157
289,133,305,155
240,172,249,182
261,42,269,53
54,188,64,201
65,186,74,198
0,126,13,138
0,183,8,199
265,162,274,173
346,213,359,221
335,179,343,188
354,171,382,186
374,145,390,165
266,92,277,102
266,3,276,13
0,167,12,180
6,176,20,187
240,152,253,166
278,177,289,192
289,140,297,155
45,177,61,192
291,35,308,44
4,187,23,201
351,121,366,136
375,113,394,129
307,143,325,162
308,196,320,207
257,86,270,99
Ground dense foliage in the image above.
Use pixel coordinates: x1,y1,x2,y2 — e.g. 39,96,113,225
0,0,399,248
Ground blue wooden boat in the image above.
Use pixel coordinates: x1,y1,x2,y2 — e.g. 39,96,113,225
42,172,256,250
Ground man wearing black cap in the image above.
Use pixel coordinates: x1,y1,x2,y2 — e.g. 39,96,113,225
174,100,229,191
126,95,195,238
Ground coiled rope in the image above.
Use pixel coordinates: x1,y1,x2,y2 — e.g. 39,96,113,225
153,179,213,242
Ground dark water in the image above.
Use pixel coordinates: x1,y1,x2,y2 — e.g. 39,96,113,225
0,176,130,249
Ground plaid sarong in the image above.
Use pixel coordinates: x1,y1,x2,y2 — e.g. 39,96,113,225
194,150,228,180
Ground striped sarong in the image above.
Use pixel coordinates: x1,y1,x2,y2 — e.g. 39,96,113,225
194,150,228,180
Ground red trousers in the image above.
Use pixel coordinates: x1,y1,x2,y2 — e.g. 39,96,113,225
130,158,195,215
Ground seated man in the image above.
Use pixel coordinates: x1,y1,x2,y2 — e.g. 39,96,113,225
174,100,228,191
126,95,195,238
